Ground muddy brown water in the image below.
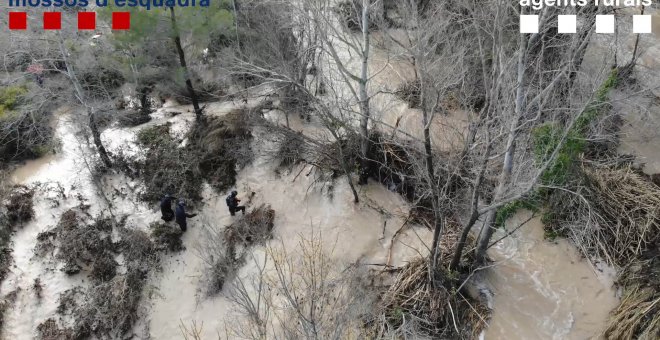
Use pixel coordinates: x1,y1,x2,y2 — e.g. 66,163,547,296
482,211,618,340
1,100,618,339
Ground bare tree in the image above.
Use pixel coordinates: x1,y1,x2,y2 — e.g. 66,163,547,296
169,6,203,121
379,0,469,275
55,31,113,168
307,0,374,184
440,3,610,267
227,232,372,339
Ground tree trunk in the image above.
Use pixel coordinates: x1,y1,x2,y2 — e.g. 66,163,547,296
631,6,644,66
449,129,493,271
88,108,113,168
138,85,150,115
474,137,515,264
339,142,360,203
419,75,442,274
474,33,529,264
358,0,371,185
169,7,203,121
232,0,241,52
57,32,112,168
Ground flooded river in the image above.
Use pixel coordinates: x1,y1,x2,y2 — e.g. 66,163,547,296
0,99,619,339
4,8,660,339
483,211,618,340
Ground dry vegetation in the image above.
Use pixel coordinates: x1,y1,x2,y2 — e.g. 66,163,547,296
580,164,660,266
34,208,161,339
0,85,55,165
228,232,374,339
132,109,253,202
369,257,488,339
4,185,35,226
605,244,660,340
196,205,275,296
150,221,185,252
367,221,487,338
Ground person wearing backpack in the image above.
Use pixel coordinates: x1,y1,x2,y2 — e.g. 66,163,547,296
226,191,246,216
175,199,197,232
160,194,177,222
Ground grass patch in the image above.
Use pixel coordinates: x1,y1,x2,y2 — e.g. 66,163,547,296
524,69,621,242
494,198,539,229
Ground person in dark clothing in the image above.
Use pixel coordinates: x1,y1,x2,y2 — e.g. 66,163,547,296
160,194,177,222
175,199,197,232
226,191,246,216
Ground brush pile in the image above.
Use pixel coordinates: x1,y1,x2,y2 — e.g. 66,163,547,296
150,221,184,252
396,80,422,108
134,110,252,202
1,186,35,283
4,185,35,226
581,164,660,266
226,204,275,246
604,243,660,340
369,223,487,339
369,257,488,339
546,163,660,267
275,131,307,168
35,209,160,339
198,205,275,296
36,210,117,276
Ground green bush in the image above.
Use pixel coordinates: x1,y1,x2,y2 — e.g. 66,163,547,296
494,198,539,229
136,123,172,147
532,69,619,187
0,86,28,119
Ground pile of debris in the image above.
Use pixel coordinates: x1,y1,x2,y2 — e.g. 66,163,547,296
133,110,253,202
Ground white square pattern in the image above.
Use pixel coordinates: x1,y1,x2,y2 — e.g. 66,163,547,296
518,14,654,34
633,15,652,34
596,15,615,34
558,15,577,34
520,15,539,34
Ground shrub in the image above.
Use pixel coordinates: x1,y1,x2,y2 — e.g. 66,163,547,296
0,86,54,164
133,112,252,202
0,85,28,118
80,67,124,99
395,80,421,108
4,185,35,226
532,68,620,187
150,222,184,252
136,123,172,147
